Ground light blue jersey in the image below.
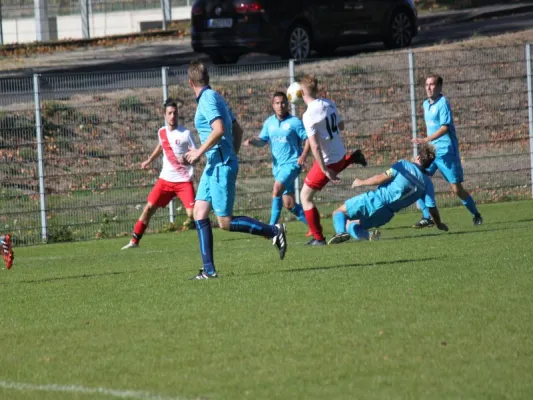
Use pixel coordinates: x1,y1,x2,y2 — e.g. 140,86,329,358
377,160,436,212
194,86,237,165
423,95,459,157
259,114,307,170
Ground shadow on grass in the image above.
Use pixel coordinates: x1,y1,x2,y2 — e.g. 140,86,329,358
0,270,127,286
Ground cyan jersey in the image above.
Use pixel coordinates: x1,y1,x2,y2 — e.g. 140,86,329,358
423,95,459,156
259,114,307,169
194,86,237,165
376,160,436,213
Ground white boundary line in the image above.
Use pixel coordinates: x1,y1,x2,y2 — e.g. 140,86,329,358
0,381,188,400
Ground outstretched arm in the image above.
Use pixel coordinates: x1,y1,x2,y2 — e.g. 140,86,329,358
141,144,162,169
243,137,268,148
351,172,391,188
412,125,449,144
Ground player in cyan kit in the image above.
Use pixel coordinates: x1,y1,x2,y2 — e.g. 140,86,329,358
244,91,310,231
299,74,367,246
329,145,448,245
185,61,287,280
122,99,197,249
412,74,482,228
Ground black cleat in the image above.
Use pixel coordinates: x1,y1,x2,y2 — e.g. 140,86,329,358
327,233,351,245
273,223,287,260
191,269,218,280
412,218,434,228
306,238,327,246
348,149,367,167
473,214,483,226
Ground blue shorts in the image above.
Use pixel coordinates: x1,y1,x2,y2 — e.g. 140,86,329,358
196,159,238,217
426,153,464,184
345,192,395,230
274,165,301,195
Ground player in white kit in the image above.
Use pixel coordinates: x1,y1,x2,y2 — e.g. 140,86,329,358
122,99,198,249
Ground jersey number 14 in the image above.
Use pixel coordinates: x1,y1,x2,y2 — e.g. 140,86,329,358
325,113,338,139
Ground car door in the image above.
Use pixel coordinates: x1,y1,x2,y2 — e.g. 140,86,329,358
342,0,375,36
308,0,344,42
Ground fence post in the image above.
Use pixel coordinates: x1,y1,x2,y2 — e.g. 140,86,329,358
161,0,172,30
161,66,175,223
33,74,48,242
288,59,301,204
408,50,418,158
80,0,90,39
526,44,533,198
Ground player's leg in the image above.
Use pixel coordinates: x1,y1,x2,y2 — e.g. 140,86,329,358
1,233,14,270
441,154,482,225
122,179,169,249
328,204,351,245
413,162,438,228
211,161,288,260
277,166,308,228
301,162,329,245
345,149,367,167
174,181,196,230
270,180,284,225
191,168,217,279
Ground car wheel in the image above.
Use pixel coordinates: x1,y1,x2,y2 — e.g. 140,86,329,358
210,54,240,65
283,24,312,60
384,10,414,49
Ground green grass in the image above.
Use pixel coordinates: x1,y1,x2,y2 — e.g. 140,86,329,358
2,200,533,399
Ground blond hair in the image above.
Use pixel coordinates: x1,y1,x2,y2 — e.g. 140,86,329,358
299,74,318,97
188,60,210,87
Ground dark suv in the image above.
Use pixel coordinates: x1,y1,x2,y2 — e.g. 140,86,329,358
191,0,418,64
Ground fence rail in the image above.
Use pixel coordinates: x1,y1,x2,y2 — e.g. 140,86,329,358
1,45,532,245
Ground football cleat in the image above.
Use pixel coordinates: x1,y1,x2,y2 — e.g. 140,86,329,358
306,238,327,246
1,234,14,270
347,149,367,167
191,269,218,280
182,217,196,231
272,223,287,260
412,218,434,228
121,241,139,250
473,214,483,226
369,230,381,241
327,233,351,245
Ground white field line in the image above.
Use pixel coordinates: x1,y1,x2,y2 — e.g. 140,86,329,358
0,380,190,400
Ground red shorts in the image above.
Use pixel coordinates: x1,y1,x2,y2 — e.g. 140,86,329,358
304,154,351,191
147,179,195,209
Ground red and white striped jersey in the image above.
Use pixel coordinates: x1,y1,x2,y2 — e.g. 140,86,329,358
157,125,197,182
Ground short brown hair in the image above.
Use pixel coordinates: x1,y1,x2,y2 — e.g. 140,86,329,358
299,74,318,97
188,60,210,87
426,74,443,87
418,144,436,169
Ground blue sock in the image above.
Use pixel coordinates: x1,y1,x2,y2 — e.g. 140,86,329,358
333,212,348,234
270,197,283,225
230,216,277,238
462,195,479,216
347,222,370,241
418,199,431,219
289,204,308,225
195,219,215,275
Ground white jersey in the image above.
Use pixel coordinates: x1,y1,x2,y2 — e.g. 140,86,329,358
302,98,346,164
158,125,197,182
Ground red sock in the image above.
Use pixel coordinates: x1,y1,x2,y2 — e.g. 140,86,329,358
304,207,324,241
132,221,147,244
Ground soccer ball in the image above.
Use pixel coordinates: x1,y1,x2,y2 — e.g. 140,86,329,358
287,82,303,104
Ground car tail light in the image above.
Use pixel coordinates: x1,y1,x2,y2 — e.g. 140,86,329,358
191,4,204,16
234,2,264,13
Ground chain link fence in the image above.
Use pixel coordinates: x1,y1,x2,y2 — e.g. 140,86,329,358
1,46,532,245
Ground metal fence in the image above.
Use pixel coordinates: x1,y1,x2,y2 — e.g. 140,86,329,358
1,45,532,245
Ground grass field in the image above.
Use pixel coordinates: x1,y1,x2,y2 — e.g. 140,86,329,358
2,200,533,399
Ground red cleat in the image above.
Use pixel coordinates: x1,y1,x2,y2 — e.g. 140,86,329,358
1,234,14,270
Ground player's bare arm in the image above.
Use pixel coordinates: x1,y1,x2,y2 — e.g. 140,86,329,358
185,119,224,164
308,134,339,182
232,120,244,154
244,137,268,147
141,144,162,169
428,207,449,231
412,125,449,144
298,140,310,165
351,172,391,188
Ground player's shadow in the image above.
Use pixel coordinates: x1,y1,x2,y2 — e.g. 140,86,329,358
0,270,126,286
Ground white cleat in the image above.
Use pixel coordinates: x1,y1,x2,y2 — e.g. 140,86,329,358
369,230,381,241
121,241,139,250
